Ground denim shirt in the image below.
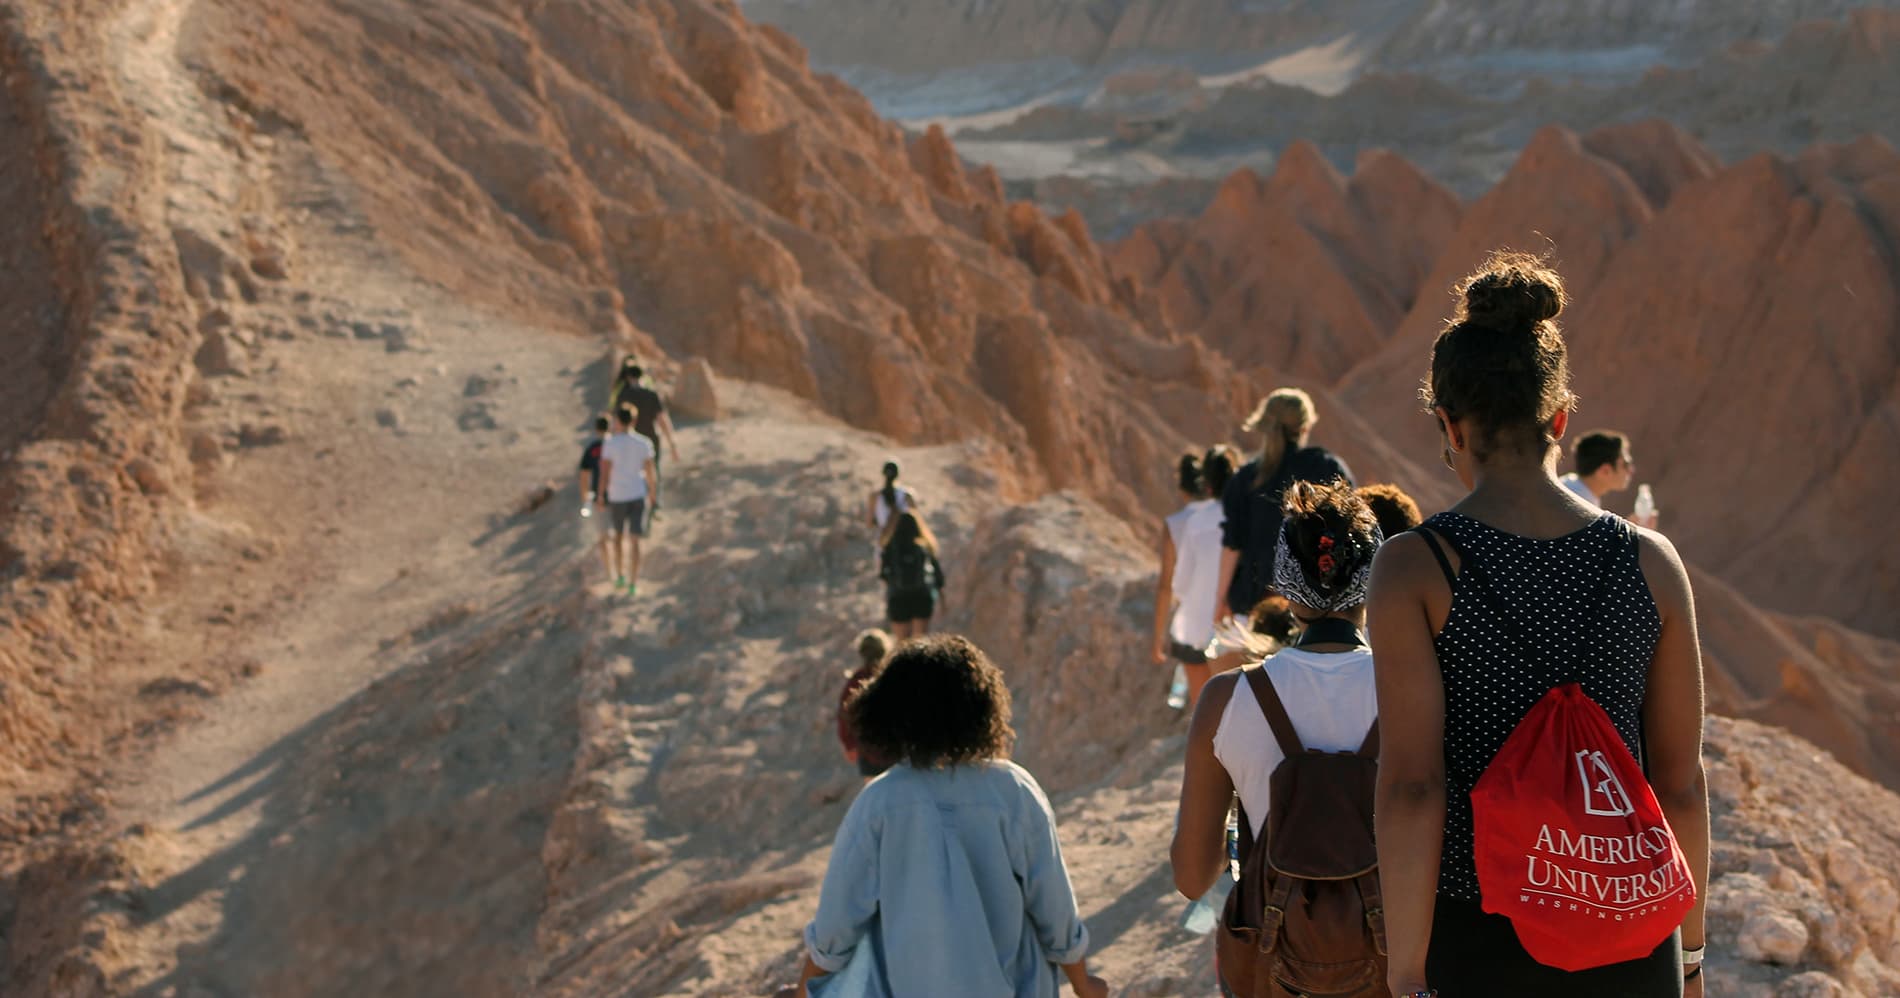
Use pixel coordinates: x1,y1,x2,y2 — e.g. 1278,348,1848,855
804,760,1091,997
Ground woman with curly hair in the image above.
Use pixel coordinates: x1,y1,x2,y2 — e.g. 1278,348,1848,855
780,636,1108,998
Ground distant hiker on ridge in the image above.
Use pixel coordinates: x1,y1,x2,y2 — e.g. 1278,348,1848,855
1214,387,1354,631
880,511,945,639
1152,444,1239,709
610,359,681,511
596,406,657,596
779,635,1107,998
576,414,613,579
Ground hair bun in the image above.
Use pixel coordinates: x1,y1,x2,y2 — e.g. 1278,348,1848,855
1177,452,1204,495
1460,252,1566,333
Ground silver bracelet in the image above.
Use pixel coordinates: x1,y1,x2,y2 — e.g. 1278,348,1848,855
1681,944,1706,967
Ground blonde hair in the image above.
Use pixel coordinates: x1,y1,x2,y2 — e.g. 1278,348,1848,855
1242,387,1317,488
888,511,938,555
855,629,893,668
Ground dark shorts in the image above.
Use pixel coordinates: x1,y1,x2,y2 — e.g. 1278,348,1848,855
1426,893,1681,997
608,498,647,536
886,586,936,623
1169,640,1208,665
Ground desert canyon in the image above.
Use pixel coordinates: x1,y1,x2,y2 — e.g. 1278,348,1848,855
0,1,1897,997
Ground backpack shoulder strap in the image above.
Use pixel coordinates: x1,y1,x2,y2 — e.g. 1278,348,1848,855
1242,667,1305,758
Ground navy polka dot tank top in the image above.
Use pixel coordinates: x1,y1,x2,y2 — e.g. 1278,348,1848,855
1422,511,1661,901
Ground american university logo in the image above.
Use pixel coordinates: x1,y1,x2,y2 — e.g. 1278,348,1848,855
1576,749,1635,817
1508,749,1692,915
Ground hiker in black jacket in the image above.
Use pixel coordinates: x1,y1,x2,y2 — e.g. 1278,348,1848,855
880,512,945,640
1215,387,1354,627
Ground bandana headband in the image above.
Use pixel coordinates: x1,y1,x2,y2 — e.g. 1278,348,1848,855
1270,519,1384,612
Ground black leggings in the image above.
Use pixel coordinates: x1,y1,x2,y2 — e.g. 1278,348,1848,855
1427,894,1682,997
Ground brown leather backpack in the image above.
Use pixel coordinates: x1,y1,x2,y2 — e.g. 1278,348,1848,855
1217,667,1387,998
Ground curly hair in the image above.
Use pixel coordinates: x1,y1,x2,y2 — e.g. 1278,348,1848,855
1281,479,1381,602
1421,250,1576,460
1249,595,1298,647
849,635,1014,769
1356,483,1422,540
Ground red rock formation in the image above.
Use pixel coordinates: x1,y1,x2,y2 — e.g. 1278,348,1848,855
198,0,1272,524
1329,125,1899,643
1581,119,1722,209
1564,136,1900,637
1109,140,1462,383
0,3,205,795
1336,124,1657,444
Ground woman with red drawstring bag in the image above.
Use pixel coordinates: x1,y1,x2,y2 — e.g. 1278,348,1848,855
1470,683,1696,969
1364,252,1710,997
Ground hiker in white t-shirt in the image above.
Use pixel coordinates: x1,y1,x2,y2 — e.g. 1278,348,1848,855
1172,481,1384,936
1560,429,1657,527
1151,445,1240,709
866,460,918,545
596,406,657,596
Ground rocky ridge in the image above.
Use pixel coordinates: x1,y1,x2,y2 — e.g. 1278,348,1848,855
0,0,1894,995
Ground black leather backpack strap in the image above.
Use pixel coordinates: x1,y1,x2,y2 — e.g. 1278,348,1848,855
1243,666,1306,758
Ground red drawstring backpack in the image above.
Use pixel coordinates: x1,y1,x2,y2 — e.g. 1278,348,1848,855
1470,682,1696,971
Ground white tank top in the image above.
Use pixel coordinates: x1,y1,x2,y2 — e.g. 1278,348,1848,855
1165,499,1224,649
1213,647,1379,839
874,486,914,527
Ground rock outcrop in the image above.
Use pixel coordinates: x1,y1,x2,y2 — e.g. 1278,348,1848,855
1110,142,1461,383
0,1,208,803
200,0,1263,526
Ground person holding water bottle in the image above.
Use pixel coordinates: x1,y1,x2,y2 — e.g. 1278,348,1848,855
1172,480,1386,968
1559,429,1659,528
1153,445,1240,711
576,415,613,580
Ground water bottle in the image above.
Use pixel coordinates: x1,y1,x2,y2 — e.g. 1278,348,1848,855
1632,484,1656,524
1167,664,1189,709
1181,807,1239,935
1226,805,1240,880
1181,890,1220,934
